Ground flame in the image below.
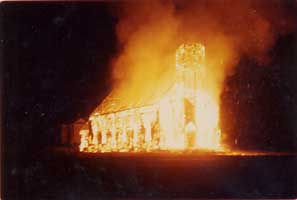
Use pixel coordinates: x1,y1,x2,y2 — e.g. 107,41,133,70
79,43,223,153
195,90,221,150
79,130,89,152
77,0,297,153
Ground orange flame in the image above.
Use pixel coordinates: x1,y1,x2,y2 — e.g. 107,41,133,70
79,1,296,153
80,43,222,152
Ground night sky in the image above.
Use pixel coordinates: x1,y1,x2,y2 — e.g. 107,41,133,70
2,2,297,162
2,3,118,156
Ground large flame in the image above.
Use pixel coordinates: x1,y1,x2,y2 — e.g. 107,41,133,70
78,1,296,153
80,43,222,153
195,90,221,150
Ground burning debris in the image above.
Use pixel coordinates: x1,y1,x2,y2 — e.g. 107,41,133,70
79,43,222,153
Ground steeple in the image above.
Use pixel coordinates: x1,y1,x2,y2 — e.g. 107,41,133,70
175,43,205,95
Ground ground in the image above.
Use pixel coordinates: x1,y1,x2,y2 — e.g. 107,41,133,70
4,148,297,199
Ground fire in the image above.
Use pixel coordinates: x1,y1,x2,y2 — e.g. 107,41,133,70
79,43,223,153
195,90,221,150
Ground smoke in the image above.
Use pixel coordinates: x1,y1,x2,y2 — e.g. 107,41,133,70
109,0,297,102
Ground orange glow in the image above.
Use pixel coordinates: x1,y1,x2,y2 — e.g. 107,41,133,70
75,1,297,153
79,43,223,153
195,90,221,150
79,130,89,152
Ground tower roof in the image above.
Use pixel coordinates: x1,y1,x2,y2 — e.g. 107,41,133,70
176,43,205,69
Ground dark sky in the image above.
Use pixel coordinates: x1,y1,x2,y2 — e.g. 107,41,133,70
2,2,297,158
2,3,117,154
221,33,297,151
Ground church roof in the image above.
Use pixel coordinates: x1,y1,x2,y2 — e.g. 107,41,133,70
92,72,175,116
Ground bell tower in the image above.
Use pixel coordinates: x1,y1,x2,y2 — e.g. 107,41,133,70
176,43,205,101
174,43,206,148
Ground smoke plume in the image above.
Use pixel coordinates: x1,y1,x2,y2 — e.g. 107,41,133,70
109,0,297,103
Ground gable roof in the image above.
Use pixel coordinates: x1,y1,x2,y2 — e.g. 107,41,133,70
92,72,176,116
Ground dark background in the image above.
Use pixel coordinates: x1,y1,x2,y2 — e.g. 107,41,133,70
1,2,297,199
221,33,297,151
2,3,117,154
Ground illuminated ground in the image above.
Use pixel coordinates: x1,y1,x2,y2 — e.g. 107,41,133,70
5,148,297,199
77,149,297,157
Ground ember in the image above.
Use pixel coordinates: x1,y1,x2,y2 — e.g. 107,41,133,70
79,43,222,153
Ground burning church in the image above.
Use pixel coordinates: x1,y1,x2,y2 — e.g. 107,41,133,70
79,43,222,153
